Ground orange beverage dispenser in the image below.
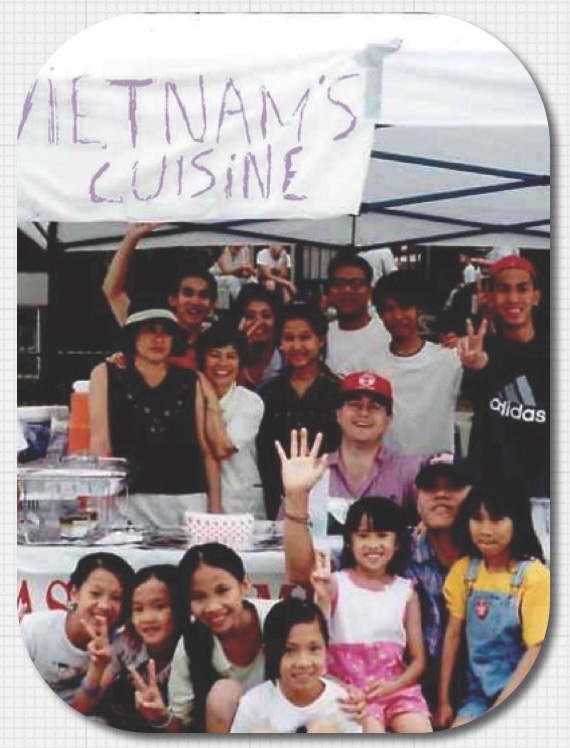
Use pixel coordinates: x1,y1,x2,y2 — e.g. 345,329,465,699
68,380,91,454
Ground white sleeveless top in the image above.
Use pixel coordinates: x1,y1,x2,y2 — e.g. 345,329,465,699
329,570,412,647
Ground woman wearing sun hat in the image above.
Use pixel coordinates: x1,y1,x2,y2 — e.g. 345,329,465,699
89,304,221,521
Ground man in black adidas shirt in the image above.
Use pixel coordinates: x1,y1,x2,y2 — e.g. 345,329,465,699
458,255,549,498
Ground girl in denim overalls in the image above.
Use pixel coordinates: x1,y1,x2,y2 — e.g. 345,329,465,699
436,486,549,729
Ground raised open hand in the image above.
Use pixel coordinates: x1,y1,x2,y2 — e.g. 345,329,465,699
457,318,489,369
81,615,112,671
131,660,169,725
276,429,328,496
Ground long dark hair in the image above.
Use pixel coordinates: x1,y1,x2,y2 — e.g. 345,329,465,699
178,544,247,732
341,497,411,574
263,598,329,683
452,485,545,563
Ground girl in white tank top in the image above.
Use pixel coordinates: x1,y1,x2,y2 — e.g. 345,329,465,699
311,496,432,733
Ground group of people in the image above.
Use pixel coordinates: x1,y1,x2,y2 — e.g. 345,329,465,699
20,438,549,733
88,225,549,526
20,225,550,732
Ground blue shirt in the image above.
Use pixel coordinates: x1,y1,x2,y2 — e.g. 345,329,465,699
405,531,449,661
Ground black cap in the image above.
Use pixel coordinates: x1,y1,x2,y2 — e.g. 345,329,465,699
415,451,475,490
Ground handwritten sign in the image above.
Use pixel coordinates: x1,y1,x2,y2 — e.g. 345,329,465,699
17,16,388,222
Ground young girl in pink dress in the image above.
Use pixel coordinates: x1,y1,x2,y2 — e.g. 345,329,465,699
312,496,432,733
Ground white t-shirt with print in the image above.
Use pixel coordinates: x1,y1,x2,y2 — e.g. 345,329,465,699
20,610,91,704
230,678,362,733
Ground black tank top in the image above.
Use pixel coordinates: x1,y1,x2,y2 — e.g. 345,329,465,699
107,362,206,494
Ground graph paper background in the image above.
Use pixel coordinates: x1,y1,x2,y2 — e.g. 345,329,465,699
3,1,568,746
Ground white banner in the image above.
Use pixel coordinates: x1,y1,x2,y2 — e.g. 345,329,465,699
17,15,394,223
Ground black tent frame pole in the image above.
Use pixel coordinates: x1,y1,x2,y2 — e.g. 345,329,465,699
44,222,62,401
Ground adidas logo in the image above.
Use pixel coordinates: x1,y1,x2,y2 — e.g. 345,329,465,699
489,374,547,424
490,398,547,423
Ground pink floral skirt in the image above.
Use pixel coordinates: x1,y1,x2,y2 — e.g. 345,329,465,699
328,640,430,726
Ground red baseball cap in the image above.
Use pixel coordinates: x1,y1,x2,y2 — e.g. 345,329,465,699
339,371,393,408
489,255,536,280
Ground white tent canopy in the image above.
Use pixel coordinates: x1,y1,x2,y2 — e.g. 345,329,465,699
18,14,549,253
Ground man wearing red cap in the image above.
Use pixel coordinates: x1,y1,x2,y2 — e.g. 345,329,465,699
290,371,423,533
458,254,549,498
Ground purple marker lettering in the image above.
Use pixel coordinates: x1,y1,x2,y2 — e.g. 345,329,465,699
282,146,306,201
48,78,59,145
261,86,311,143
17,79,39,141
176,156,184,196
243,145,272,199
107,78,154,148
260,87,286,140
72,76,104,146
165,78,207,144
291,88,311,142
89,162,123,203
216,79,251,145
225,153,236,199
190,149,215,198
327,74,359,140
131,155,167,201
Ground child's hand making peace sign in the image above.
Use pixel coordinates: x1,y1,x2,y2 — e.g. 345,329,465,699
311,550,333,619
130,660,170,727
81,615,112,672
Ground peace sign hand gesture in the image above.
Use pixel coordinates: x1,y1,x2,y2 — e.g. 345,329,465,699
276,429,328,497
238,315,263,341
457,318,489,370
311,550,333,618
81,615,112,672
131,660,169,726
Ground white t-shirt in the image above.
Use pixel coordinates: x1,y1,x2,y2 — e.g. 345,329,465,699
168,598,276,727
219,384,266,518
378,342,463,455
256,248,291,270
20,610,91,704
358,248,397,286
325,315,390,377
230,678,362,733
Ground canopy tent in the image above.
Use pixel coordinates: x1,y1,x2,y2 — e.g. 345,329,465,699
21,123,549,254
18,14,550,254
17,14,550,403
